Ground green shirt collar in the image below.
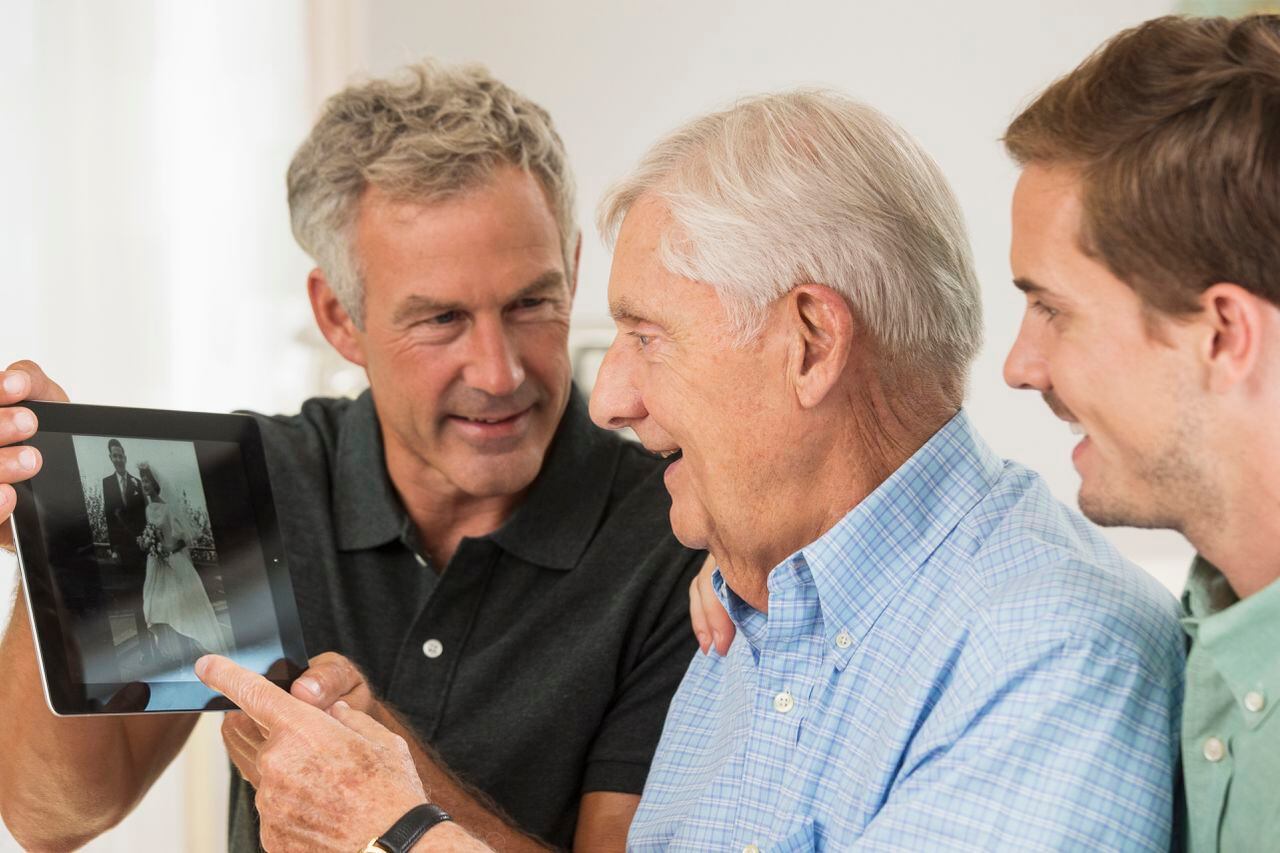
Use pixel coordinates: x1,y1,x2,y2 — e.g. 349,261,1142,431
1182,555,1280,728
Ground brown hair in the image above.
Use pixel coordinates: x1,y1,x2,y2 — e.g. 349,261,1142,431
1004,14,1280,315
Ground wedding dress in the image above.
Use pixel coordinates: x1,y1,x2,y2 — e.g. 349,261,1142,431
141,487,232,660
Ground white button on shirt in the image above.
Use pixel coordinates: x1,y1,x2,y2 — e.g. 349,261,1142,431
1203,736,1226,763
1245,690,1266,713
743,845,761,853
773,691,794,714
422,639,444,659
835,630,853,649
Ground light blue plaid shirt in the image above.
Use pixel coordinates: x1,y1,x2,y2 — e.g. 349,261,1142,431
629,410,1184,852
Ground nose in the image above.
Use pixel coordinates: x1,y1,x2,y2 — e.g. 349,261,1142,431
1003,318,1050,392
589,336,647,431
464,317,525,397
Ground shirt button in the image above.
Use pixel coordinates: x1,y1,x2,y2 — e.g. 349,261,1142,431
1245,690,1266,713
773,690,794,714
743,845,761,853
1202,736,1226,763
835,630,853,649
422,639,444,659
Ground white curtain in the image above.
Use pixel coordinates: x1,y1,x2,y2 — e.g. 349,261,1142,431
0,1,325,850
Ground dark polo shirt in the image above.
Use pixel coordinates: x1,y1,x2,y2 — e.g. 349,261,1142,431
227,387,702,851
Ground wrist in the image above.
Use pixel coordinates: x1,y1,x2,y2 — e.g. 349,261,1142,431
365,802,452,853
408,820,475,852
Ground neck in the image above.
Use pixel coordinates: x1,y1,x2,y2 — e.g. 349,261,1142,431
714,383,956,612
1183,445,1280,599
381,430,526,568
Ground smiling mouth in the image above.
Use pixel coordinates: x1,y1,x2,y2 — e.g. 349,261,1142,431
450,409,530,425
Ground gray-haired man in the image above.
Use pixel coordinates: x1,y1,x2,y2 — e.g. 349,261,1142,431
0,61,702,852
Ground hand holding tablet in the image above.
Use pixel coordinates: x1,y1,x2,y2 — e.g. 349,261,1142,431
1,374,308,715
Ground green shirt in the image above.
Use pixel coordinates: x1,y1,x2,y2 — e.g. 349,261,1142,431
1181,557,1280,852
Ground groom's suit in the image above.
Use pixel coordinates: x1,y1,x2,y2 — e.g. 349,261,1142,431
102,468,152,659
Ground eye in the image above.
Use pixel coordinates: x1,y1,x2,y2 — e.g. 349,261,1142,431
513,297,547,310
1031,300,1059,320
629,331,653,349
425,310,459,325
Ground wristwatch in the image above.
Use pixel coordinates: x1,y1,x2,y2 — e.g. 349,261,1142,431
362,803,453,853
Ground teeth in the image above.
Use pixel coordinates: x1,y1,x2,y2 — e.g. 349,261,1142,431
1068,422,1086,437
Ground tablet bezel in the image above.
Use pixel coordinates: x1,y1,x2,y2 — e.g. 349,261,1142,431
8,400,308,715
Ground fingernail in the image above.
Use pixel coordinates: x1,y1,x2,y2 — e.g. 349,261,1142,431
13,411,34,434
711,631,723,652
333,700,349,712
17,449,36,471
297,677,321,698
2,373,23,396
696,632,709,653
195,656,211,678
0,484,13,504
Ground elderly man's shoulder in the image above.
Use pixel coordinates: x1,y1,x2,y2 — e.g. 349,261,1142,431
947,460,1183,680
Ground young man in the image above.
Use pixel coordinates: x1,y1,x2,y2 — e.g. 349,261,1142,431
1001,14,1280,851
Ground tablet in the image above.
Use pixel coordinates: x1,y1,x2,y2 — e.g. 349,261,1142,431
8,400,308,714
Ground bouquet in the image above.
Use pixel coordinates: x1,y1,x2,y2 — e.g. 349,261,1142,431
136,523,169,559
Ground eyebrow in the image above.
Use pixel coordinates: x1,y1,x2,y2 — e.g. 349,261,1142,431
390,270,566,325
608,296,668,329
1012,277,1048,296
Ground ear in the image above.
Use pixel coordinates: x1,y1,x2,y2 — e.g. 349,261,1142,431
568,232,583,301
1198,283,1262,394
785,284,853,409
307,269,367,368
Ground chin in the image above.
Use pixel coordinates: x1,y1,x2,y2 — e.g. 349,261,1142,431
1077,481,1153,529
456,460,542,498
667,506,712,551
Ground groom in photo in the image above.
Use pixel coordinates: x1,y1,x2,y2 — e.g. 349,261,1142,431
100,438,154,664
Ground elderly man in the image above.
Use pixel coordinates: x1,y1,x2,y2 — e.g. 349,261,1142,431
0,61,701,852
189,90,1185,852
590,92,1184,850
1001,15,1280,851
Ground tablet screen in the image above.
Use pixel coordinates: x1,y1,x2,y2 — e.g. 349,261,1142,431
11,402,307,714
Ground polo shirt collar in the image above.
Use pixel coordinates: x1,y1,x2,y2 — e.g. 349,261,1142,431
799,408,1001,669
1182,556,1280,728
333,386,618,570
489,387,618,570
333,389,406,552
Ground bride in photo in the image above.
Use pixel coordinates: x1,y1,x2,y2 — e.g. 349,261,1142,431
137,462,232,664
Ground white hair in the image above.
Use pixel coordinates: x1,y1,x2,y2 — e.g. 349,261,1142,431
598,90,982,398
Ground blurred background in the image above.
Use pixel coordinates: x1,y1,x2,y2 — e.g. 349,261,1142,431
1,0,1270,848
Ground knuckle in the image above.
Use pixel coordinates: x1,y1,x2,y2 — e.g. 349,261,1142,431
257,746,284,780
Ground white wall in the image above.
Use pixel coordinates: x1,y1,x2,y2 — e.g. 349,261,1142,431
2,2,1197,850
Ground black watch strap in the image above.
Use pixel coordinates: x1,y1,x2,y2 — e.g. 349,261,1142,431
366,803,452,853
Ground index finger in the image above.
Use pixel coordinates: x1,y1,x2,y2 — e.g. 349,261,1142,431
196,655,328,733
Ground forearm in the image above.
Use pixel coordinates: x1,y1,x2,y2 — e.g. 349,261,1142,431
374,709,555,853
0,584,195,849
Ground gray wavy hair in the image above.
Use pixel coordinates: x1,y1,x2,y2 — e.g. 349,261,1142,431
598,90,982,400
288,60,578,328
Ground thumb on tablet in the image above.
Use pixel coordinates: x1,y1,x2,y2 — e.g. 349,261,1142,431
196,655,322,734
